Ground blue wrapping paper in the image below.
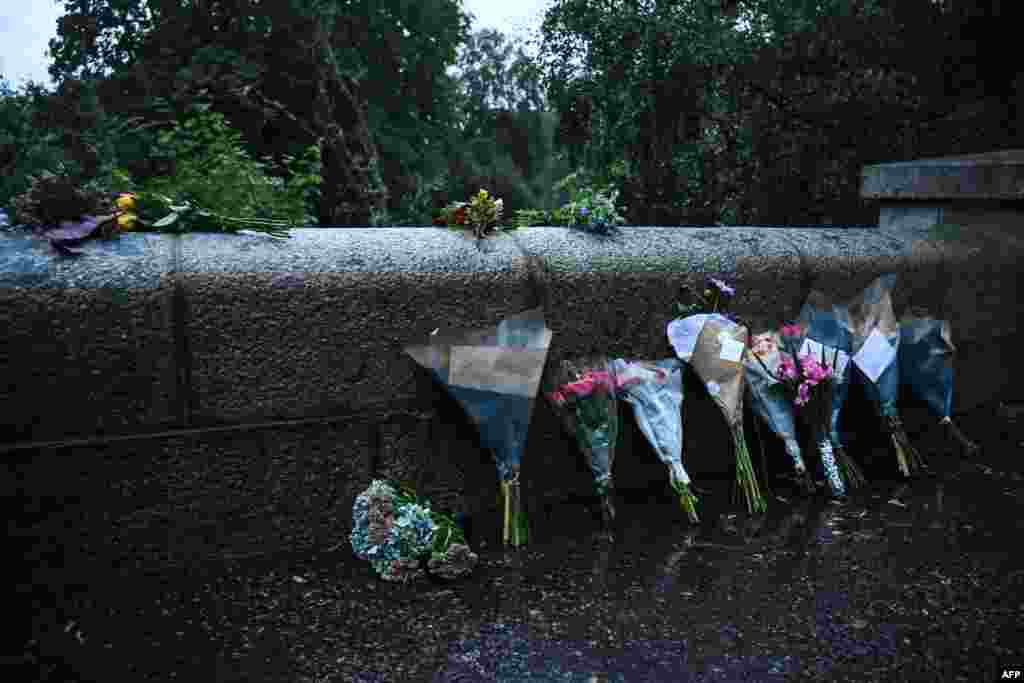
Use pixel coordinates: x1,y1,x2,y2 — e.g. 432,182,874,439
898,316,955,420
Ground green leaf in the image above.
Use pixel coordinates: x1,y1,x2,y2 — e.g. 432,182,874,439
152,213,179,228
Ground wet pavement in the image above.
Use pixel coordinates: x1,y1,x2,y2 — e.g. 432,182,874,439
12,401,1024,682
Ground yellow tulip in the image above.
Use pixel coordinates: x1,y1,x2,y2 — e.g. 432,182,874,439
116,193,136,212
117,212,137,231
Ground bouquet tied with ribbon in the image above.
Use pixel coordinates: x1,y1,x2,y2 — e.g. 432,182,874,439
612,358,700,522
404,308,552,547
546,355,633,537
350,479,476,582
843,274,927,477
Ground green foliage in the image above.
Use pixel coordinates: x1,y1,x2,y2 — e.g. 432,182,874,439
0,80,72,216
136,106,317,228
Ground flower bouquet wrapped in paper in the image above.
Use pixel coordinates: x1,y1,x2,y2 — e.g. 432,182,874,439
350,479,477,582
546,355,632,537
842,274,927,477
898,315,979,456
795,292,867,490
771,327,847,497
686,315,767,514
744,330,815,494
404,308,552,547
612,358,700,522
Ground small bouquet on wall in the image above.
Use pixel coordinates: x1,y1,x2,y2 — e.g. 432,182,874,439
350,479,478,582
770,323,847,498
404,308,552,547
546,356,633,538
433,189,505,239
744,330,815,494
795,291,867,490
843,274,927,477
612,358,700,522
898,315,979,456
689,316,768,514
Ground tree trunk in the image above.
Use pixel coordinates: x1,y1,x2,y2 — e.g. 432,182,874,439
312,68,389,227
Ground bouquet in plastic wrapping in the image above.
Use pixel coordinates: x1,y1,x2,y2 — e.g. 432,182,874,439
676,314,767,514
350,480,477,582
898,315,979,456
795,291,867,490
843,274,927,477
546,355,633,537
745,330,815,494
405,308,552,547
771,323,847,497
612,358,700,522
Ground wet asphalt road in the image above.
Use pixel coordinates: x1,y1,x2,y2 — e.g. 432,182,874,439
12,403,1024,682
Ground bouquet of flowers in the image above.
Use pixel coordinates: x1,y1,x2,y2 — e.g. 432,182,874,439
433,188,505,239
350,479,477,582
546,356,633,536
405,308,552,547
688,315,767,514
744,330,815,493
769,324,846,497
898,315,979,456
795,291,867,490
843,274,927,477
612,358,700,522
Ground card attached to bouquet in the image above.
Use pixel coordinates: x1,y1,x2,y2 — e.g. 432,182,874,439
448,345,548,397
800,338,851,378
852,327,896,383
719,337,746,363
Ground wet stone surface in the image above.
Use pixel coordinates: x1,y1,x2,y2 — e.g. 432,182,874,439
13,401,1024,682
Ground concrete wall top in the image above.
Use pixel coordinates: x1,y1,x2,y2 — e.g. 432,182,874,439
861,149,1024,200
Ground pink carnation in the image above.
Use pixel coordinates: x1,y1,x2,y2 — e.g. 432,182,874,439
564,378,595,398
780,323,803,338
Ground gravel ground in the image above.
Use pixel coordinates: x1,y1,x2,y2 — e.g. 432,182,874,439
11,399,1024,682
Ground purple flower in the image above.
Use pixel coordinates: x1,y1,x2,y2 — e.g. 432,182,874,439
710,278,735,296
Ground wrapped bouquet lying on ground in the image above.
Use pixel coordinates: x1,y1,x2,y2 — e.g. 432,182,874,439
350,480,478,582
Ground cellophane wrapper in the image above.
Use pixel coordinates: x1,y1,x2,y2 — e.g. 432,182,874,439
745,330,806,476
612,358,699,522
797,292,866,489
843,275,926,476
546,355,621,532
404,308,552,547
